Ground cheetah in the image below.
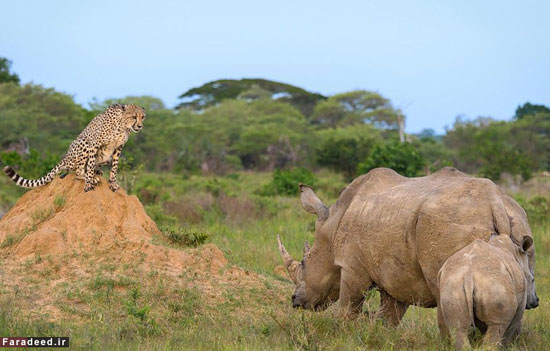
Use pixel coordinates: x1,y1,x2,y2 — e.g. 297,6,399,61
3,104,146,192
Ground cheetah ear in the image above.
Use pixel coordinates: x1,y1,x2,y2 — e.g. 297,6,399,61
121,104,126,111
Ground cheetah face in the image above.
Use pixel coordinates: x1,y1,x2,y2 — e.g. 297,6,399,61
123,106,146,133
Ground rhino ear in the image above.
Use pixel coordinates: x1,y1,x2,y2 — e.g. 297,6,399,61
520,236,533,253
299,184,328,221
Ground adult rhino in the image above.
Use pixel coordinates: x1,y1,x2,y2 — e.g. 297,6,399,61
277,167,538,325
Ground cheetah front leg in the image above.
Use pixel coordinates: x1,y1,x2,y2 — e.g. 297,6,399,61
108,146,123,192
84,148,98,192
75,158,87,181
92,169,103,186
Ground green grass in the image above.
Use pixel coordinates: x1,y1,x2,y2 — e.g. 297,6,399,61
0,170,549,350
53,194,66,211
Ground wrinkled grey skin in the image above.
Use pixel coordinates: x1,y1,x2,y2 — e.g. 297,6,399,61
438,234,537,349
278,167,538,325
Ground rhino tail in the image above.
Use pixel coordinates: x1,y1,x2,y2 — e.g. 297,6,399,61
463,273,475,328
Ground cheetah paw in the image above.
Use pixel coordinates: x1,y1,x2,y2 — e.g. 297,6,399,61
92,176,102,186
84,184,95,192
109,181,120,192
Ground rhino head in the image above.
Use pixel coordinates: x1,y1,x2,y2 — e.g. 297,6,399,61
277,184,341,310
490,233,539,309
514,235,539,309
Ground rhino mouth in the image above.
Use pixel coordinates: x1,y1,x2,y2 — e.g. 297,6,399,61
309,298,332,311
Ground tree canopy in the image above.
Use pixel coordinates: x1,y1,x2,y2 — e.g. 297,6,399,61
176,78,326,116
310,90,402,130
515,102,550,120
1,57,548,183
0,57,20,84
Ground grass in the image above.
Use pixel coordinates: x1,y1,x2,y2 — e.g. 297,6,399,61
0,170,549,350
53,194,66,211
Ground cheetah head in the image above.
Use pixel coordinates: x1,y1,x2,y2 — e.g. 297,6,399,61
122,104,146,133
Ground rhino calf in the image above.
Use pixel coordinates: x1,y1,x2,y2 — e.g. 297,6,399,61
437,233,538,350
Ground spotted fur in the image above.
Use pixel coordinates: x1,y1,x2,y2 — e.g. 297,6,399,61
3,104,146,192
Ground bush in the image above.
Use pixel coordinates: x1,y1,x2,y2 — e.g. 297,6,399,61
357,142,425,177
514,195,550,226
260,167,317,196
315,124,381,180
0,149,60,179
478,148,533,181
159,225,209,247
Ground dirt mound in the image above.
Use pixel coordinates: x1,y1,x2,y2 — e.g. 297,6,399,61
0,175,285,321
0,174,199,271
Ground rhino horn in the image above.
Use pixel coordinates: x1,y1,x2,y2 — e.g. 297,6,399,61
277,234,301,284
299,184,329,221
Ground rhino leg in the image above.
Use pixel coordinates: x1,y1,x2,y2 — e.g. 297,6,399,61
502,310,523,346
375,289,409,326
437,305,450,341
338,269,372,317
482,325,505,349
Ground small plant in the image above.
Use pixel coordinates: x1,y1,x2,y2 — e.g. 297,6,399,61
160,225,208,247
53,195,65,211
0,232,26,248
260,167,317,196
168,288,201,324
515,195,550,226
30,207,53,225
125,288,150,322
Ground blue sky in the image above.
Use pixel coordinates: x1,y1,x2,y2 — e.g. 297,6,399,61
1,0,549,133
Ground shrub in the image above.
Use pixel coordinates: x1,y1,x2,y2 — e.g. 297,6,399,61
357,142,425,177
159,225,209,247
478,148,533,181
0,149,60,179
315,124,381,180
514,195,550,226
260,167,317,196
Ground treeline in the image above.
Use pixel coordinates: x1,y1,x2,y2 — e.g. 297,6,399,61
1,57,549,183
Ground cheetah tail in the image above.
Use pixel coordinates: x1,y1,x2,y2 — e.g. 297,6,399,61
3,160,66,189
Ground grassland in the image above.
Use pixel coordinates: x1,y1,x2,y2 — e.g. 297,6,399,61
0,170,549,350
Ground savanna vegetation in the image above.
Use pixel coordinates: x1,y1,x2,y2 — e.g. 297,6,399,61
1,57,550,350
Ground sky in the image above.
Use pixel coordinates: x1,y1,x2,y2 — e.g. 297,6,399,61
1,0,549,133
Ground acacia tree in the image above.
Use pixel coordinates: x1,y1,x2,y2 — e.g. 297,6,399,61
0,57,20,84
310,90,403,130
176,78,325,117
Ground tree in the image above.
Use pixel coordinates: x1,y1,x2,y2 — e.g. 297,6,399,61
0,83,89,157
310,90,402,130
510,112,550,171
515,102,550,120
357,142,425,177
315,124,382,180
90,95,166,111
309,99,348,128
0,57,20,84
175,99,310,173
444,116,536,180
176,78,326,116
417,128,437,140
413,136,453,173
